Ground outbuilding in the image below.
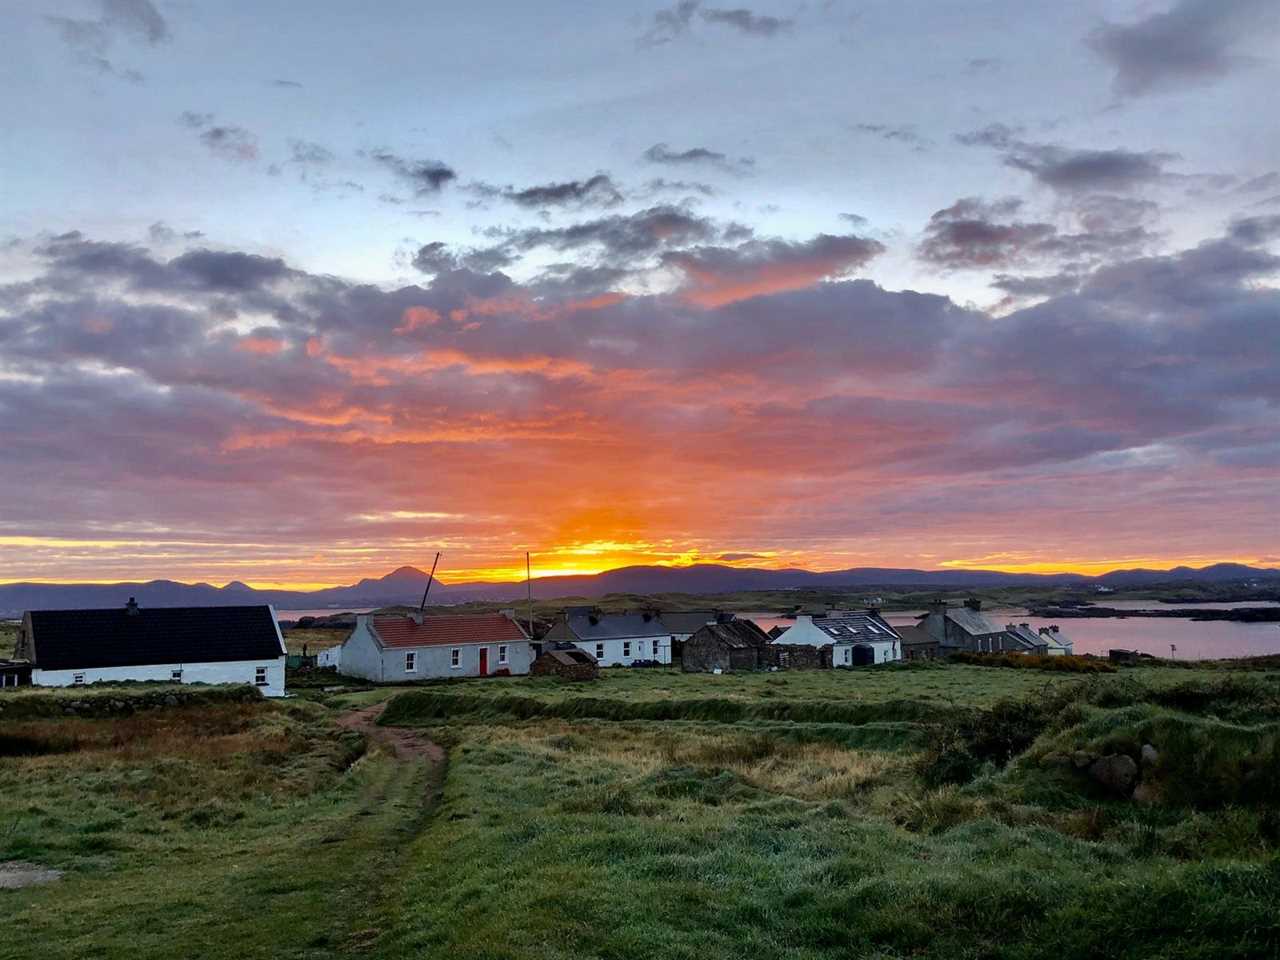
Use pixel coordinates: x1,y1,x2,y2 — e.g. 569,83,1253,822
14,599,288,696
336,611,532,681
530,645,600,680
681,619,772,673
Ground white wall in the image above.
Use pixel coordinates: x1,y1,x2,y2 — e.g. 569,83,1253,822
566,635,670,667
831,640,900,666
336,618,384,681
317,645,341,668
379,640,534,680
32,657,287,697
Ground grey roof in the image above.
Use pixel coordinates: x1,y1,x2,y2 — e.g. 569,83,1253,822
1003,623,1047,650
539,649,597,666
660,610,732,634
813,613,900,643
767,625,790,640
561,610,669,640
689,620,771,650
896,625,935,646
943,606,1002,636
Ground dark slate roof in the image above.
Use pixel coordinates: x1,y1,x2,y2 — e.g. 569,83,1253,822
660,610,732,634
560,610,670,640
27,605,284,671
896,625,936,646
689,619,771,650
1004,623,1048,650
812,613,900,643
943,607,1002,636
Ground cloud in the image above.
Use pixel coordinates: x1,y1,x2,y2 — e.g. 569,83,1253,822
46,0,169,81
640,2,793,45
289,140,334,166
1087,0,1280,98
179,113,258,162
368,150,457,195
272,79,303,88
716,552,767,561
470,174,624,209
854,123,931,150
663,233,885,306
147,222,204,244
488,205,726,265
958,124,1177,194
644,142,754,172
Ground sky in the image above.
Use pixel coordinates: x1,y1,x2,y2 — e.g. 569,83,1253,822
1,0,1278,588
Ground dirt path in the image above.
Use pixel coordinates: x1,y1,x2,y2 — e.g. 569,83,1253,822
337,703,447,764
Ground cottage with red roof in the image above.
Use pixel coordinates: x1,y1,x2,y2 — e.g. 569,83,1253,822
335,610,532,681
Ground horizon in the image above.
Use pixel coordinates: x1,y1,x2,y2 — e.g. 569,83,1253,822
3,2,1279,589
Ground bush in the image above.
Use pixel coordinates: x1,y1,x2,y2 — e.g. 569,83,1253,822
950,651,1115,673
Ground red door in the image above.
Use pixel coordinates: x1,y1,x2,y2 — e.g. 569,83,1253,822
479,647,489,677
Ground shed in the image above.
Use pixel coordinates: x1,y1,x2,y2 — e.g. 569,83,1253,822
896,625,940,660
681,620,771,673
530,646,600,680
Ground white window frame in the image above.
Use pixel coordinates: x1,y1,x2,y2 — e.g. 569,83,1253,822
171,668,183,682
498,645,508,665
255,666,269,686
653,638,660,657
595,642,605,660
72,673,85,685
623,641,631,658
450,648,461,669
405,651,417,673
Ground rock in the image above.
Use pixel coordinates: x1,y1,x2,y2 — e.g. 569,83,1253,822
1071,750,1097,770
163,695,179,707
1132,782,1159,805
1089,754,1138,795
1140,743,1159,767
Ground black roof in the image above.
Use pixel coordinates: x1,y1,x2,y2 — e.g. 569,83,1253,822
26,604,284,670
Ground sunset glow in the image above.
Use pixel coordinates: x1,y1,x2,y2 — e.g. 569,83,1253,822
2,2,1278,591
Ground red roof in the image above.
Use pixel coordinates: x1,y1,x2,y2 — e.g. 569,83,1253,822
371,613,527,648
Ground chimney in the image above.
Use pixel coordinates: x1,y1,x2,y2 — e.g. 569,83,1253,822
795,614,813,625
126,597,139,616
1050,625,1059,633
410,609,424,625
964,597,982,611
928,600,946,615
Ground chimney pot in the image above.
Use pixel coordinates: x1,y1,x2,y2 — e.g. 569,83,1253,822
126,597,139,616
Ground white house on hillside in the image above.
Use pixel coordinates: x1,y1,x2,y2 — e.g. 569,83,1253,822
774,612,903,665
543,608,672,666
15,599,288,696
336,611,532,681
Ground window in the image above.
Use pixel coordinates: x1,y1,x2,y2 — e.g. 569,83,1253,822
171,668,183,682
498,645,508,665
450,648,461,668
595,642,605,660
255,666,268,686
653,639,659,656
73,673,85,685
405,651,417,672
623,641,631,658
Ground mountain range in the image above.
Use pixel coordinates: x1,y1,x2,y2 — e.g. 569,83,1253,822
1,562,1277,617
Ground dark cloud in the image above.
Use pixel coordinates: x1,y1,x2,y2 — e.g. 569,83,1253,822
643,177,716,198
147,222,204,244
1087,0,1279,98
700,7,794,36
716,552,767,561
839,212,868,227
1236,172,1280,194
644,142,754,172
368,151,457,195
919,196,1156,272
470,174,624,209
272,79,303,88
489,205,726,265
410,241,515,276
46,0,168,81
1228,214,1280,245
640,2,793,45
411,242,457,275
958,124,1177,194
179,113,258,162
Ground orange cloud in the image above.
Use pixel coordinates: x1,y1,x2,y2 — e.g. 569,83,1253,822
236,335,286,355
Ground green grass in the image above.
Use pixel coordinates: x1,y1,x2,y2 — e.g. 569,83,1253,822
281,627,348,655
0,622,16,659
0,694,438,960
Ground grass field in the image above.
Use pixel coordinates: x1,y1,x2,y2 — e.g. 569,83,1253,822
0,622,16,659
3,664,1279,958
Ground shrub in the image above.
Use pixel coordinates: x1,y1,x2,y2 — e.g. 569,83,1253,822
950,651,1115,673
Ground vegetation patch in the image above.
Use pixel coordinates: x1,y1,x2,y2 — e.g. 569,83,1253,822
950,651,1116,673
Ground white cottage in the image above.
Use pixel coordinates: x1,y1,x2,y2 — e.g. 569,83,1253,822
774,612,903,666
15,599,288,696
336,611,532,681
542,608,672,666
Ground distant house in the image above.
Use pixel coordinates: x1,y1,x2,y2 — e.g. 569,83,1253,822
660,610,735,658
1038,625,1072,655
682,620,772,673
920,599,1011,655
774,611,903,666
543,608,672,666
14,599,287,696
530,645,599,680
336,611,531,681
896,624,940,660
1003,623,1051,654
316,644,341,669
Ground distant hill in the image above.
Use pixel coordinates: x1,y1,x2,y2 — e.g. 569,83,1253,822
2,561,1277,617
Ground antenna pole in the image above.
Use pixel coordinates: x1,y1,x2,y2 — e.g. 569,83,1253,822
526,551,534,639
418,552,441,615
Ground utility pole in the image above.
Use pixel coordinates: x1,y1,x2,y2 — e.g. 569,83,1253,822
526,551,534,639
418,552,441,615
